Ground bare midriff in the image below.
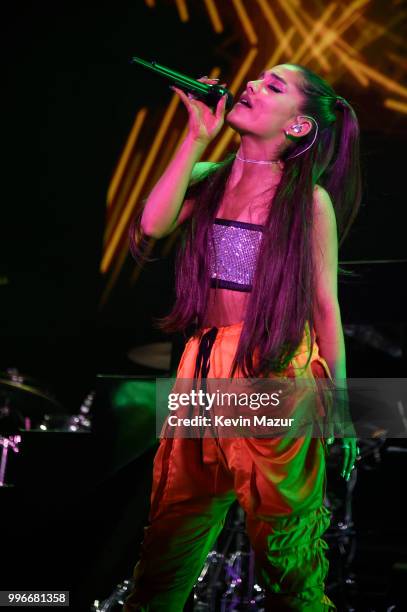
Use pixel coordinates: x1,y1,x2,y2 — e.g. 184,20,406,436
202,288,250,327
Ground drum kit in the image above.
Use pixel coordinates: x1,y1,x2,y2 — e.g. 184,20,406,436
0,368,93,487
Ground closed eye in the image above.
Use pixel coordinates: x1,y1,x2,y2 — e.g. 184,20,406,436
268,84,282,93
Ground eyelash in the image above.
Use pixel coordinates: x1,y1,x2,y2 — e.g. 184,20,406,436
268,84,282,93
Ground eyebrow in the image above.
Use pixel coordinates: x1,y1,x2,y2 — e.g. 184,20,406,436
259,71,287,85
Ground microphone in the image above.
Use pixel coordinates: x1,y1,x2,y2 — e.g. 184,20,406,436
130,56,234,110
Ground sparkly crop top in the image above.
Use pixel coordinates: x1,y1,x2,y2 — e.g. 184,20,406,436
208,218,265,292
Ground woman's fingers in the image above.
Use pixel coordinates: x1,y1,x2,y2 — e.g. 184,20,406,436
170,85,190,106
171,77,228,145
215,93,228,120
341,439,358,480
341,445,350,480
171,86,202,115
197,76,220,83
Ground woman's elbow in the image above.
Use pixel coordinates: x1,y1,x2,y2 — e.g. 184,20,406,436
140,221,162,240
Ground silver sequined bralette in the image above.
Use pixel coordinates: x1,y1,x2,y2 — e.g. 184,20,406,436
208,218,265,292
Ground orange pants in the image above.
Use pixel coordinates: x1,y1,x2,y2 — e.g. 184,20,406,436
123,322,337,611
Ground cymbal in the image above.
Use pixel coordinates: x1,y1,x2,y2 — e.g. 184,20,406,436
127,342,172,371
0,373,63,412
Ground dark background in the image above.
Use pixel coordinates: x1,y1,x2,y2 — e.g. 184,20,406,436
1,1,406,610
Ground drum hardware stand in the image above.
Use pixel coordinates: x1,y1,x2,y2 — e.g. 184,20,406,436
91,580,132,612
0,434,21,487
193,503,265,611
324,467,358,609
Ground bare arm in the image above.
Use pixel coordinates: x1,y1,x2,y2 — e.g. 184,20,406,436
312,185,359,482
139,77,228,239
312,185,347,381
140,136,208,239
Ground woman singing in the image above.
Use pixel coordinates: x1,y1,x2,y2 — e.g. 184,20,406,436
124,63,361,611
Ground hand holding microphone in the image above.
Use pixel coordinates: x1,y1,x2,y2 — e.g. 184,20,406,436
171,76,229,146
131,57,233,146
131,56,234,108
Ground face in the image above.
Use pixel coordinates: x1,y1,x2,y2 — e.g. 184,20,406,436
226,64,309,139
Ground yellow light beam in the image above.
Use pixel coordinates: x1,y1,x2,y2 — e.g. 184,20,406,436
297,10,369,86
101,233,155,307
203,0,223,33
300,16,369,87
330,47,369,86
231,0,258,45
333,0,371,30
285,0,361,64
100,243,133,308
277,0,331,71
386,51,407,70
355,61,407,98
101,94,180,273
175,0,189,22
321,12,363,57
104,151,143,246
209,66,222,79
265,27,295,67
349,12,407,52
107,108,147,207
292,3,338,64
226,48,258,96
310,2,407,91
255,0,293,55
384,98,407,114
300,7,366,66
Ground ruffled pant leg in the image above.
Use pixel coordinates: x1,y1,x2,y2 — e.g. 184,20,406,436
247,504,335,611
221,434,335,611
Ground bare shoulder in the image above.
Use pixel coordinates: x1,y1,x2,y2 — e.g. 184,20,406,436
313,184,334,214
312,186,339,307
312,184,337,239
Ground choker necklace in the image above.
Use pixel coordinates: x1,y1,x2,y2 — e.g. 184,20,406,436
236,154,282,165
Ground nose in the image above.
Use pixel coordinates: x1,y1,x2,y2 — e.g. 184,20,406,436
246,81,258,94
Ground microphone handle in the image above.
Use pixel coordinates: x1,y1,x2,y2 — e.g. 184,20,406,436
130,56,234,110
